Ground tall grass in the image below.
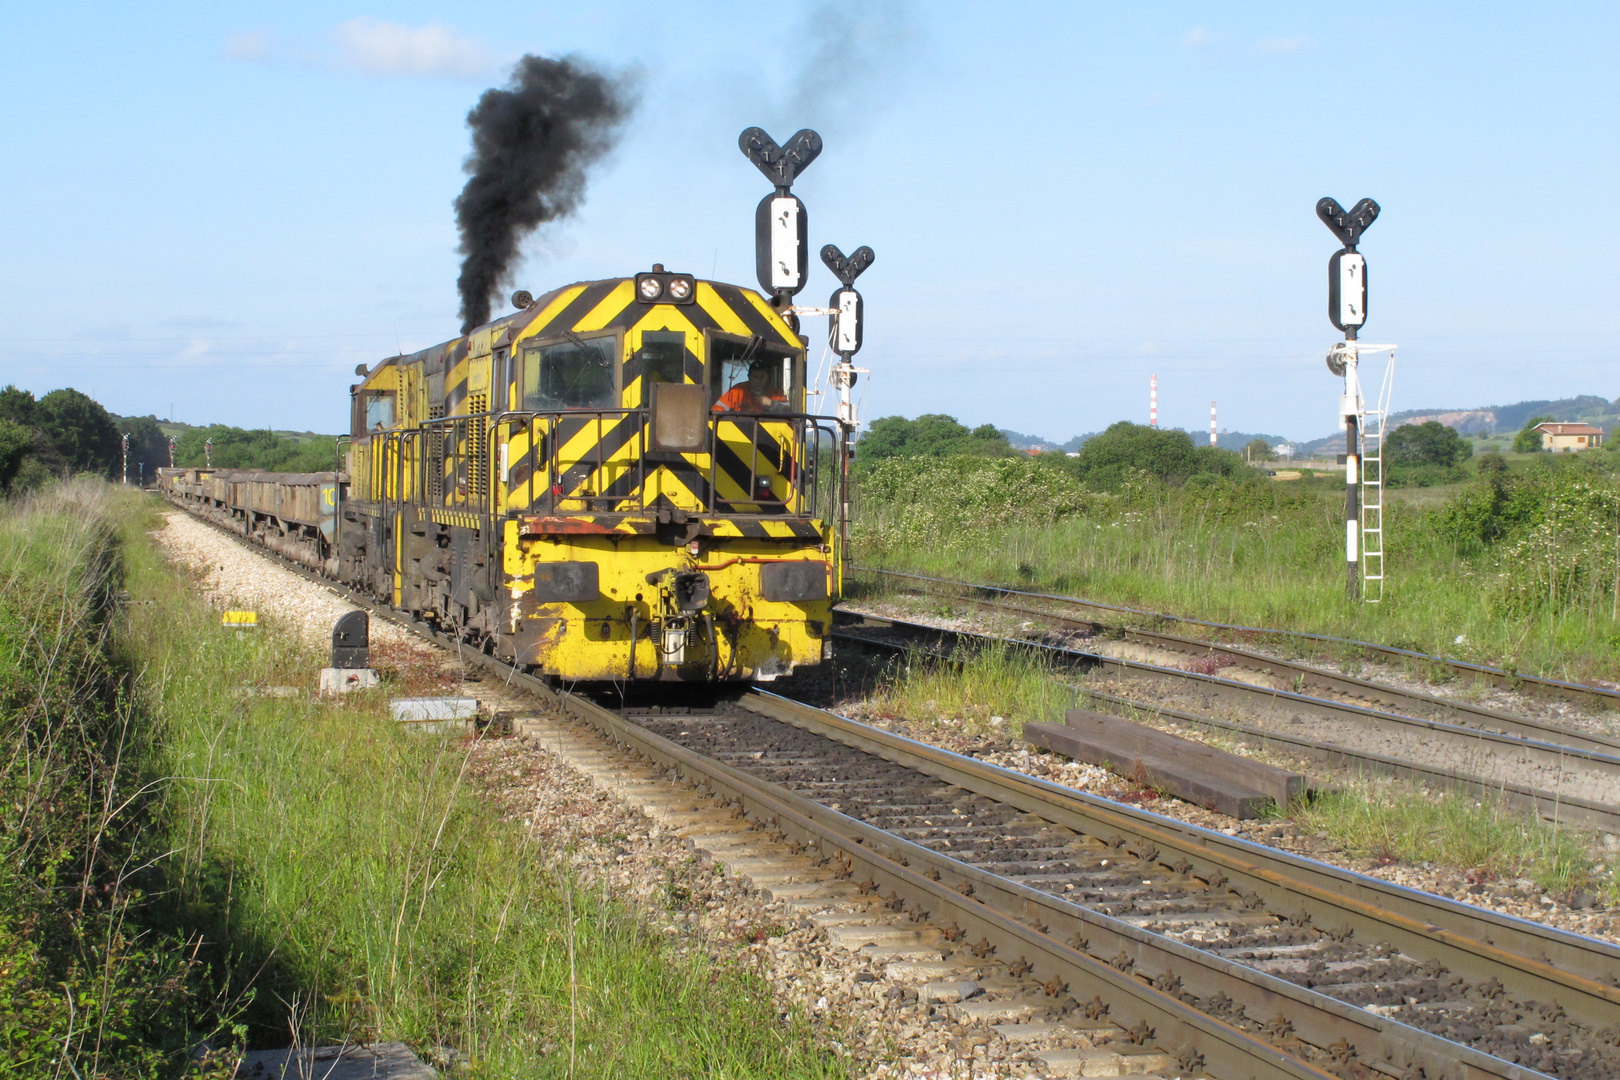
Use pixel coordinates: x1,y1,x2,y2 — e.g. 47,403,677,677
0,479,213,1076
116,492,845,1076
851,456,1620,684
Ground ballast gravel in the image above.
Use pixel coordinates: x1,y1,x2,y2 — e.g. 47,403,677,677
154,511,418,650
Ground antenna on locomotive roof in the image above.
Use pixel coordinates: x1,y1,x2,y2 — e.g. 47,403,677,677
739,127,821,331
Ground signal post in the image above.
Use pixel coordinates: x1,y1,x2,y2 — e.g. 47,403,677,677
1317,197,1380,603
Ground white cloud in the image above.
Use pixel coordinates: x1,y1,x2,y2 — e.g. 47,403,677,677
330,17,496,79
1183,26,1223,49
220,18,498,79
1255,35,1309,56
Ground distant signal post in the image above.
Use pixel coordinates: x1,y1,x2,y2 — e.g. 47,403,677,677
1316,196,1380,603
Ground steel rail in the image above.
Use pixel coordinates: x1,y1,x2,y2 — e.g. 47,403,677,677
597,694,1563,1080
853,567,1620,712
559,693,1345,1080
865,580,1620,757
162,498,1612,1080
741,693,1620,1031
832,614,1620,835
1072,686,1620,837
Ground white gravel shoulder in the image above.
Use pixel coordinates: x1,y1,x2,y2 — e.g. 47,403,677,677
152,511,416,650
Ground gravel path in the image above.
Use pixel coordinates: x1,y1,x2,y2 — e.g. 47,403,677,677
154,511,417,650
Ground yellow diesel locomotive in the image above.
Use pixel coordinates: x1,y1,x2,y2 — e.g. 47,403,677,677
161,125,866,683
344,268,844,681
162,270,846,683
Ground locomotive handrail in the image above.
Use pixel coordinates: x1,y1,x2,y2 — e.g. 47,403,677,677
372,406,844,528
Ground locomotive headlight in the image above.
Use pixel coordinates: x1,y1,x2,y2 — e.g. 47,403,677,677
667,277,692,301
637,276,663,300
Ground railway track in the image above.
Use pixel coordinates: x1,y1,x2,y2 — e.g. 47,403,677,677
165,503,1620,1080
832,611,1620,836
853,568,1620,717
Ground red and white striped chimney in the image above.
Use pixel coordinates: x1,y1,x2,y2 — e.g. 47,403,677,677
1150,375,1158,427
1210,401,1217,446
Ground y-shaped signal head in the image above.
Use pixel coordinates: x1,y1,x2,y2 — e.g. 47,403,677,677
821,244,875,287
739,127,823,192
1316,197,1380,251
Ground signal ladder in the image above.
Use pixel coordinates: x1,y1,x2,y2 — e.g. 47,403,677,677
1352,346,1397,603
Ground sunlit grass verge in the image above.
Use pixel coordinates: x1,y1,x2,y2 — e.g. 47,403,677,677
851,456,1620,686
1,480,217,1077
861,642,1078,739
859,637,1619,904
118,491,845,1078
1291,784,1619,903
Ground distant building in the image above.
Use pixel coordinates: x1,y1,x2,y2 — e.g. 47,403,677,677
1272,443,1295,459
1533,422,1606,452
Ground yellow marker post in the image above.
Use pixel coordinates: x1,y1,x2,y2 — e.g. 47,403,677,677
222,610,259,629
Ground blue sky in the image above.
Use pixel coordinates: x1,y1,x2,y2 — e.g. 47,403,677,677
1,3,1614,440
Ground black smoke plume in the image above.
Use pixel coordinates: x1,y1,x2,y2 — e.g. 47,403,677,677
454,55,631,332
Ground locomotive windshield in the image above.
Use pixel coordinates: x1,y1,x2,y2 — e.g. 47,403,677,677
522,336,616,411
636,331,688,406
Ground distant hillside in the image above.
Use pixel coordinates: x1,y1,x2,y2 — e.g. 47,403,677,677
132,416,334,442
998,428,1062,452
1297,393,1619,457
1003,427,1292,455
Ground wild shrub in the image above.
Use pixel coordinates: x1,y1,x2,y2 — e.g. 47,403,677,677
854,455,1106,555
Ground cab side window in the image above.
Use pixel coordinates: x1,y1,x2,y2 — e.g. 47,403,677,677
363,391,395,432
522,336,617,411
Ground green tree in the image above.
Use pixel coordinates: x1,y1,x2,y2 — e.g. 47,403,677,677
0,385,38,427
1243,438,1275,463
1513,416,1554,453
35,389,121,476
857,414,1012,465
1386,421,1473,468
173,424,339,473
0,418,34,490
116,415,171,482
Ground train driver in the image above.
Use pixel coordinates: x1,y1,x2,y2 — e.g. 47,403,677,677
713,358,788,413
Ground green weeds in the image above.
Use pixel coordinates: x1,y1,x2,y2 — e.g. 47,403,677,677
863,642,1077,739
121,494,844,1076
1292,784,1618,902
851,453,1620,684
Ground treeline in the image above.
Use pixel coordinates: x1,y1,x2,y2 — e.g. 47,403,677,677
0,384,339,492
171,425,339,473
858,414,1257,489
0,386,159,492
